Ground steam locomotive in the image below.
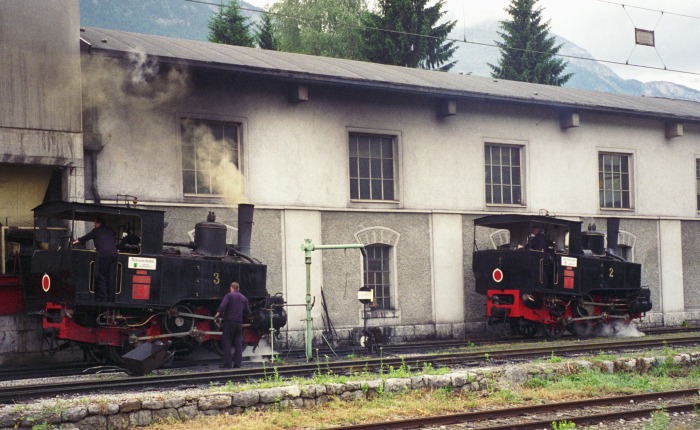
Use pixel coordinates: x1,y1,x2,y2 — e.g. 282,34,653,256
25,200,286,365
473,214,652,338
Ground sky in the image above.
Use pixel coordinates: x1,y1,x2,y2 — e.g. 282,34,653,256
244,0,700,91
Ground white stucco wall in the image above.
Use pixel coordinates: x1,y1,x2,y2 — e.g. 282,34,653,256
431,214,464,324
84,64,700,222
659,219,685,315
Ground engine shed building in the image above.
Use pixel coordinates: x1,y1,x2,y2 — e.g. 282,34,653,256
2,0,700,360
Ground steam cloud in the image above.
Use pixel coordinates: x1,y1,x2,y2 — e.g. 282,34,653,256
181,119,246,206
82,49,190,113
243,338,277,363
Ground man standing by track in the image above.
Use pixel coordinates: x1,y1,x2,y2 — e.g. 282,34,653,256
214,282,251,368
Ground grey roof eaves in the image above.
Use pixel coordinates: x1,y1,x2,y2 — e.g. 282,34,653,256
79,27,700,124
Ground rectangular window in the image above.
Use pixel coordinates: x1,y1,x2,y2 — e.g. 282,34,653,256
696,159,700,212
599,152,632,209
485,144,522,205
363,244,391,310
349,133,395,201
181,119,240,196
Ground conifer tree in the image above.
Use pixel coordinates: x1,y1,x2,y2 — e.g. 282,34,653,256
363,0,456,71
208,0,255,48
271,0,367,60
489,0,571,85
256,12,278,50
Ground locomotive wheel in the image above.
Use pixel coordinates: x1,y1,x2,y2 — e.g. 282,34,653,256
568,321,596,337
164,305,195,334
568,301,596,337
513,319,539,338
542,323,565,339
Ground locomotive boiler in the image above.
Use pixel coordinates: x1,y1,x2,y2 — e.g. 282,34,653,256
27,200,286,364
472,214,652,338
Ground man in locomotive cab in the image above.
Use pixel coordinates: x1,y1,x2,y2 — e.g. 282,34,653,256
528,226,547,251
72,217,118,302
214,282,252,369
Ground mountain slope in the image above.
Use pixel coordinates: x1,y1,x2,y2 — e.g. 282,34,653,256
79,0,260,41
450,22,700,102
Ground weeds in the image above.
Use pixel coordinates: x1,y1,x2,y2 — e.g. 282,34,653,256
547,352,563,363
551,420,576,429
524,376,549,389
643,407,670,430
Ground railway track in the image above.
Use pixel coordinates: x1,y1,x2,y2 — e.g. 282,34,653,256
0,327,696,383
2,333,700,405
323,388,700,430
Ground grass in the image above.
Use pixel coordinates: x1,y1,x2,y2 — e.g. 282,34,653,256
143,357,700,430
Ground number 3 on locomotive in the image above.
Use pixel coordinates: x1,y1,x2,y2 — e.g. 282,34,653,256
213,272,220,284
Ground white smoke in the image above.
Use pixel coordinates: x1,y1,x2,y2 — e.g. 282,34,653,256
82,50,190,122
127,50,160,84
243,338,277,363
181,119,246,205
595,320,646,338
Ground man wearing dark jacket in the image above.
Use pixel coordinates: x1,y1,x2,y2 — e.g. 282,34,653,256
72,217,118,301
214,282,251,368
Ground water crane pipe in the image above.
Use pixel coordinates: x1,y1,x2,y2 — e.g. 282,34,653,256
301,239,364,362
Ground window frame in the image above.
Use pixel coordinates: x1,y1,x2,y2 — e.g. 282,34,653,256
483,140,526,207
354,226,400,320
179,115,245,199
598,151,634,210
347,130,400,204
363,244,393,310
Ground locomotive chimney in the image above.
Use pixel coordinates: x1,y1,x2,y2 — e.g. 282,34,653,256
606,218,620,255
237,204,254,256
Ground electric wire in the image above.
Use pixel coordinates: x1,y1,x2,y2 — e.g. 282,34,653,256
590,0,700,21
183,0,700,79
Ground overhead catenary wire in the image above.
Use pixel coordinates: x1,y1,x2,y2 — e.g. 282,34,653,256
183,0,700,79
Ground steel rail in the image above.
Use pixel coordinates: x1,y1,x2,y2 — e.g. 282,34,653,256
2,334,700,404
322,388,700,430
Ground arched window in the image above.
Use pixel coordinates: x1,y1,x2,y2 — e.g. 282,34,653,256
363,244,392,309
355,227,400,311
616,230,636,262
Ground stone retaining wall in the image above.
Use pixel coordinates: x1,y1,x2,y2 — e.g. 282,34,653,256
2,352,699,430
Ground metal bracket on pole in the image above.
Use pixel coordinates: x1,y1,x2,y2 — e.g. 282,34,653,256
301,239,364,362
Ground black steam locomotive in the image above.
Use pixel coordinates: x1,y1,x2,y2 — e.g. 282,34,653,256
473,214,652,338
27,200,286,364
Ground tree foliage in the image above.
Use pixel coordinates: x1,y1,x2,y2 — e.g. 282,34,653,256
363,0,457,71
489,0,571,85
208,0,255,48
256,11,278,50
270,0,367,60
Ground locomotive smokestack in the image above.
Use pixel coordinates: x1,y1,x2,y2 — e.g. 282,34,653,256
237,204,254,256
606,218,620,255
